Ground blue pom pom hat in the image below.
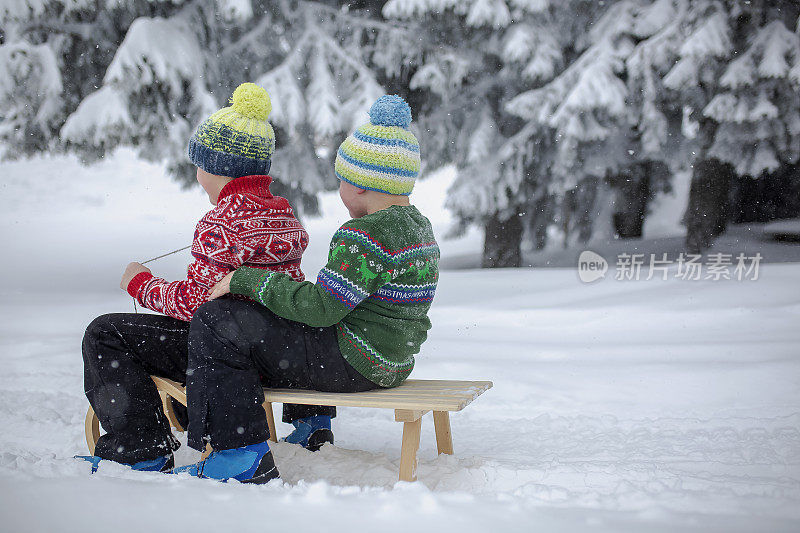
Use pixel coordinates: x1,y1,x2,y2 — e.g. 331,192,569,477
334,95,421,196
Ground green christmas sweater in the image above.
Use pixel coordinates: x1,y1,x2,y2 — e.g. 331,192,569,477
230,204,439,388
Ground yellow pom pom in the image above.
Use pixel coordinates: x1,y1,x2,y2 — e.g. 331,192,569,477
229,82,272,121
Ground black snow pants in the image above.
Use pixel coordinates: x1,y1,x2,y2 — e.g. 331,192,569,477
82,297,376,464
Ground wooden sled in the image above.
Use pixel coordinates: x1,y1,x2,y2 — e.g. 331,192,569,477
85,377,492,482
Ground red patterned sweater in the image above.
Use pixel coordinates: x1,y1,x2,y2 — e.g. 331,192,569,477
126,175,309,321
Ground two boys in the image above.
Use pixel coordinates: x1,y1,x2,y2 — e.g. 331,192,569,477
81,86,439,484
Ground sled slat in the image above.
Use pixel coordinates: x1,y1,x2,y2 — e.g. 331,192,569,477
262,380,493,412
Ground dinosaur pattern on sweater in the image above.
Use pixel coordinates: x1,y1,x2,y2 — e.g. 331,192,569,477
230,205,439,388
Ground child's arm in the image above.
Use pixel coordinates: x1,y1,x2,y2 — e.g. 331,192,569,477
126,222,250,321
225,225,395,327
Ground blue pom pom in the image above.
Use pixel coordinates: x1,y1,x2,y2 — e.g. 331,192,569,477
369,95,412,129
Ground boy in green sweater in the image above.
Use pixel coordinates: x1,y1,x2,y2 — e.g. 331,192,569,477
176,95,439,479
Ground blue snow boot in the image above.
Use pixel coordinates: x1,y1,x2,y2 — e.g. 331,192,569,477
75,454,174,474
172,440,279,484
282,415,333,451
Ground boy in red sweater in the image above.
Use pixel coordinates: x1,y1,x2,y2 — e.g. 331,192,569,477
120,167,307,319
80,83,305,482
120,89,307,319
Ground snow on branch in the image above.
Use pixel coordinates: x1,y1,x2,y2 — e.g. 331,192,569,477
466,108,498,165
678,10,731,59
503,24,563,82
410,54,470,98
703,16,800,178
703,92,750,123
507,39,627,130
384,0,512,28
258,63,306,137
301,0,408,34
0,40,63,128
1,0,48,24
720,21,800,88
340,75,385,133
627,0,688,78
383,0,457,19
663,7,732,90
508,0,550,13
306,46,342,140
256,29,315,137
103,16,203,96
632,0,678,38
215,0,253,21
586,0,638,46
256,18,386,142
551,54,628,126
466,0,511,29
60,85,132,146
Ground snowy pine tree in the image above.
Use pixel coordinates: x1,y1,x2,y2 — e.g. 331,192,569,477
505,1,638,248
4,0,798,263
0,0,414,214
704,19,800,178
386,0,646,264
0,0,135,157
394,0,799,261
644,0,800,251
383,0,589,266
254,1,415,207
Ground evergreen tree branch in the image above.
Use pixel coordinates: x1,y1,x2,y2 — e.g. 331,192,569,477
299,0,409,34
20,20,94,40
315,31,374,77
219,16,275,58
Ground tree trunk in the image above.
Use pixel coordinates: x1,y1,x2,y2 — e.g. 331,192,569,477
684,158,734,253
573,178,596,243
613,164,650,239
589,179,617,242
731,163,800,223
482,212,523,268
528,194,552,251
561,177,599,246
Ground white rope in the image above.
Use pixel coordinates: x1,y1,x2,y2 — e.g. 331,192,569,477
141,245,192,265
132,245,192,313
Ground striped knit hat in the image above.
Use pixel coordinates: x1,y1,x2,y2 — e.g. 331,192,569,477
188,82,275,178
335,95,421,196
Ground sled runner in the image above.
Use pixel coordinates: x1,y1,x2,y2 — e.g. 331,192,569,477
85,376,492,482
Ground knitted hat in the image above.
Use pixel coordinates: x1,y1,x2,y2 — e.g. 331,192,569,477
335,95,421,196
188,82,275,178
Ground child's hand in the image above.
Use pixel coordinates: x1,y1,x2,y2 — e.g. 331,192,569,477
208,271,234,300
120,262,151,290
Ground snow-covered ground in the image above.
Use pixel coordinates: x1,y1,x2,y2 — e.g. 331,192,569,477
1,150,799,532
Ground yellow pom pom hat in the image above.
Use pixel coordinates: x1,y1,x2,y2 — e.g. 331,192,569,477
188,82,276,178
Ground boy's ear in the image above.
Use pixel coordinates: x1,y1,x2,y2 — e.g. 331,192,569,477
356,187,368,195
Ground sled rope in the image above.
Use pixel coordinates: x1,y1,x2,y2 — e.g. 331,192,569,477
132,245,193,313
141,245,192,265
